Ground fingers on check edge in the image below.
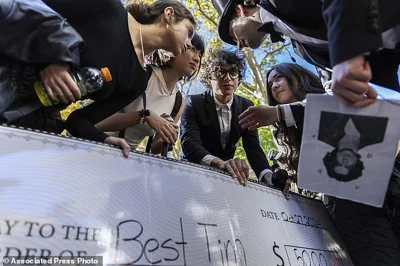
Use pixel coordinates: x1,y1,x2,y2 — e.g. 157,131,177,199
225,163,237,179
234,159,246,185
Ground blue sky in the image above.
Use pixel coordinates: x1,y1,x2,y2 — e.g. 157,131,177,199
276,46,320,74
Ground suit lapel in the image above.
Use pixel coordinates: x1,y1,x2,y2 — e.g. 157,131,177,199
204,91,222,145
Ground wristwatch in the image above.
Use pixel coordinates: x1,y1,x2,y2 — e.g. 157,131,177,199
139,109,150,124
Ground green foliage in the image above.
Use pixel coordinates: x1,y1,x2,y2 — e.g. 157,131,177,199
234,126,277,164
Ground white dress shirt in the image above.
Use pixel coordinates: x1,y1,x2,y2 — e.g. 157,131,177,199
201,97,273,182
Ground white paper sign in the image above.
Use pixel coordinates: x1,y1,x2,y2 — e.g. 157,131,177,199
0,125,353,265
298,95,400,207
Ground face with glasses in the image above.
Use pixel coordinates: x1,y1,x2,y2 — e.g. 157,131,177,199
210,63,240,97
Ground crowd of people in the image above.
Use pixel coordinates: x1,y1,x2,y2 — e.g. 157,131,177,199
1,0,400,265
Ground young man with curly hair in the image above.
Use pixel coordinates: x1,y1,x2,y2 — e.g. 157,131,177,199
180,48,289,196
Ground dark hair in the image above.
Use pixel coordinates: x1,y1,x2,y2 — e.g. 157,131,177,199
184,33,205,82
200,48,247,89
267,63,325,175
149,33,205,83
266,63,324,106
323,149,364,182
126,0,196,26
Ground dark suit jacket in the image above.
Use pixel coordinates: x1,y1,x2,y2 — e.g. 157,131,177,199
180,91,271,178
260,0,400,67
318,111,388,150
259,0,399,144
281,103,306,147
322,0,400,66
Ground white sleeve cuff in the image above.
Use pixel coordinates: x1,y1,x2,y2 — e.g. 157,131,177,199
201,155,218,166
282,104,296,127
260,169,273,185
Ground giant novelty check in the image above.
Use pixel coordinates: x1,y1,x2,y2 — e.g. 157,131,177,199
0,125,353,265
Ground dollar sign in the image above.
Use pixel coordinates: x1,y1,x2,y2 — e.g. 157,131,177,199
273,242,285,266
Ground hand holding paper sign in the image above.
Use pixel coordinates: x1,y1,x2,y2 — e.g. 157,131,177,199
331,56,377,107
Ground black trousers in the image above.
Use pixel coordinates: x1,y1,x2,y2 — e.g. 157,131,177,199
332,197,400,266
332,155,400,266
385,154,400,251
331,49,400,265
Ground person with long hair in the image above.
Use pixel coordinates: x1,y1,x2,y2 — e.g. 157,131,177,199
37,0,196,156
95,33,205,154
240,63,400,265
265,63,325,177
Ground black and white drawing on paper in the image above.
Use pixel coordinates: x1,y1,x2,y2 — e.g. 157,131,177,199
298,94,400,207
318,111,388,182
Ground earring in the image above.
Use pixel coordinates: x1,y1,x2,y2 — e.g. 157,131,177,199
166,24,169,29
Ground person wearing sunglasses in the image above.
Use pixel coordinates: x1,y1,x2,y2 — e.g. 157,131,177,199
180,48,289,195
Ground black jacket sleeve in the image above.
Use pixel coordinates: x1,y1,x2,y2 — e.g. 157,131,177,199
322,0,382,66
180,96,213,164
241,102,271,178
43,0,117,24
66,92,142,142
0,0,83,67
289,104,305,135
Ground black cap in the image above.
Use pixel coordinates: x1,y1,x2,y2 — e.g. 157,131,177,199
212,0,240,46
